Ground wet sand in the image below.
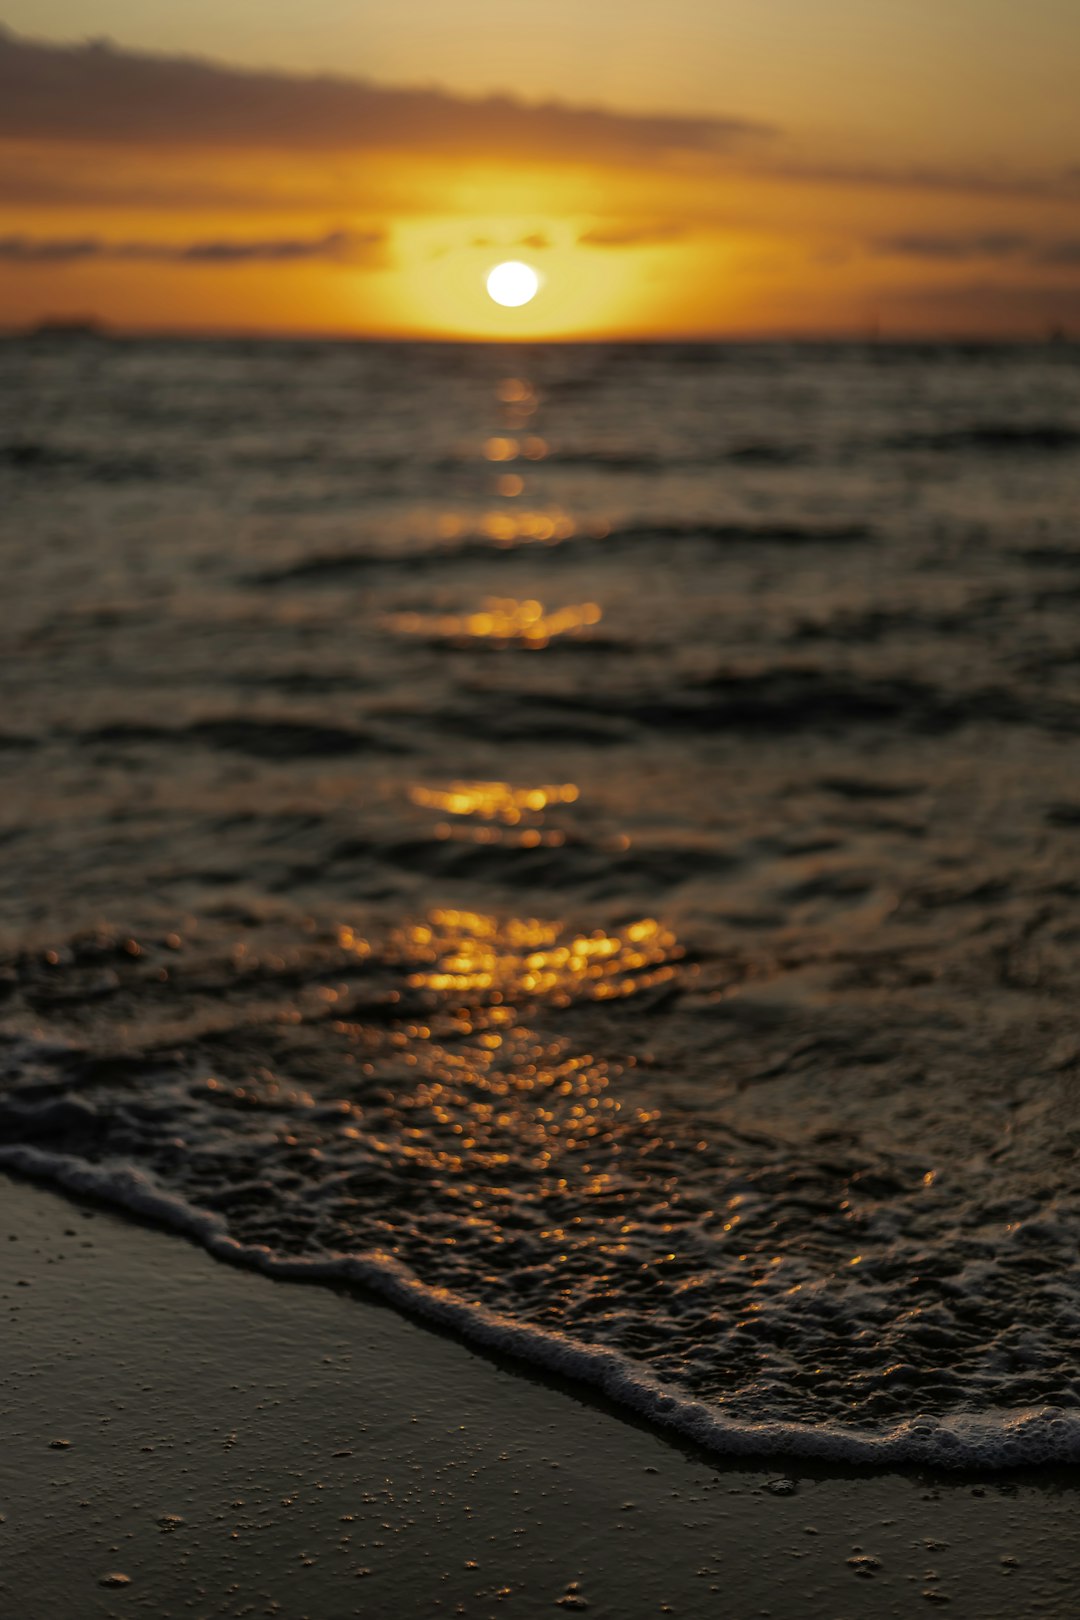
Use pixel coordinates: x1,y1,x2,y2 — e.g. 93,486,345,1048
1,1174,1078,1619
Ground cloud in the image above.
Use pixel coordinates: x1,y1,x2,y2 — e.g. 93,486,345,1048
888,277,1080,326
871,232,1080,265
763,159,1075,202
0,144,434,214
578,222,687,248
871,233,1029,260
0,28,773,161
0,228,386,265
1037,239,1080,266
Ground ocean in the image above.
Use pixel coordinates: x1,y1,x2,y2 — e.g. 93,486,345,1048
2,335,1080,1467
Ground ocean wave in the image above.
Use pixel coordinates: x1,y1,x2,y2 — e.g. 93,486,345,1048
247,518,873,588
0,437,179,481
537,444,809,469
3,878,1080,1474
7,337,1080,1474
4,1138,1079,1469
888,423,1080,454
74,717,408,759
499,667,1080,736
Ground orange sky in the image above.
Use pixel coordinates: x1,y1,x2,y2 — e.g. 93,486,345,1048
2,17,1079,338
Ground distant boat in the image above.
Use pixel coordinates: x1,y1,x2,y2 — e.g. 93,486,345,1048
24,316,110,340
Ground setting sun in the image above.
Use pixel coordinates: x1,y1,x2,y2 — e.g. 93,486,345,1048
486,261,540,307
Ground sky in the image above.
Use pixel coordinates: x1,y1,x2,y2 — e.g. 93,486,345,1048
1,4,1079,337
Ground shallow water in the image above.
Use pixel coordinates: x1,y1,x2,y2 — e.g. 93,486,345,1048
3,336,1080,1465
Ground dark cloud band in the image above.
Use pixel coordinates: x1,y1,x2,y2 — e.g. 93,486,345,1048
0,28,771,160
872,232,1080,264
0,228,384,265
578,223,687,247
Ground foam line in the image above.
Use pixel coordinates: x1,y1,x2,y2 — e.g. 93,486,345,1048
3,1144,1077,1471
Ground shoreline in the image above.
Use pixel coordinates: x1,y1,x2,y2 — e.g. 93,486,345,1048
3,1171,1079,1618
2,1143,1074,1473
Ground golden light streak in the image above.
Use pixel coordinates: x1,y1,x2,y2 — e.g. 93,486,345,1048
382,597,601,647
408,781,580,821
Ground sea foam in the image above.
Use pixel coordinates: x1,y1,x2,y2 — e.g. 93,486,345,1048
4,1130,1079,1471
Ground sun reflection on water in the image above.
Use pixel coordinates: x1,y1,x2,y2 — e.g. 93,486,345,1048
479,509,575,543
403,779,584,850
496,377,534,405
482,434,548,462
409,781,579,821
332,369,677,1174
408,779,581,849
383,597,601,646
316,911,683,1170
397,911,678,1005
415,374,613,555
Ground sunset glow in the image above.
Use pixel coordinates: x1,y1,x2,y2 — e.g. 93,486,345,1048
1,12,1079,338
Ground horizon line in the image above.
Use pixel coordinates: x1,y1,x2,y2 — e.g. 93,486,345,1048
4,321,1075,347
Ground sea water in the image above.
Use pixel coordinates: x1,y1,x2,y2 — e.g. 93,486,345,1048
2,336,1080,1467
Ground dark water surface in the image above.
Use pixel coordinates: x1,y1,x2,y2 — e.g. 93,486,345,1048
3,337,1080,1465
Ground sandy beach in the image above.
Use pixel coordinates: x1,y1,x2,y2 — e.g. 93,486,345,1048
2,1171,1077,1619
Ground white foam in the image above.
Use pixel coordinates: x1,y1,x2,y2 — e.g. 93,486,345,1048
4,1144,1078,1471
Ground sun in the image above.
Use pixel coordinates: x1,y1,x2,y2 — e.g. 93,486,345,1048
486,261,540,307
